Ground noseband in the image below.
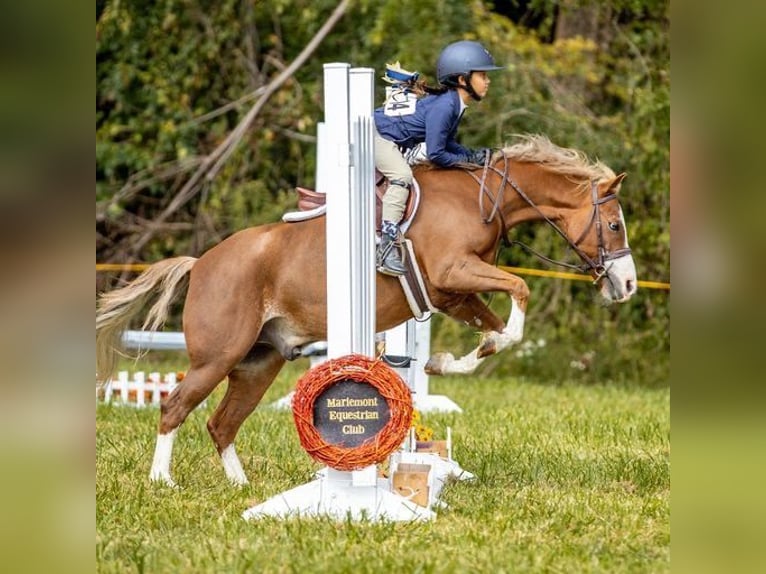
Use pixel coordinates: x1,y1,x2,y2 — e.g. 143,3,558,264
466,154,632,282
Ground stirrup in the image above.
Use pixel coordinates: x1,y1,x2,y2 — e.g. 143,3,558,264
376,238,406,276
377,260,406,277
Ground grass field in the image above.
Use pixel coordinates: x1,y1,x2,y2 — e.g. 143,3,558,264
96,358,669,573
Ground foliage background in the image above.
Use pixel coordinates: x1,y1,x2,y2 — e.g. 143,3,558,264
96,0,669,386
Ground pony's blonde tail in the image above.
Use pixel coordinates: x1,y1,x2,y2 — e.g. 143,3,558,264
96,256,197,383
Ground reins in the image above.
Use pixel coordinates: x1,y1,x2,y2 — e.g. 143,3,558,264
464,153,513,247
463,153,632,282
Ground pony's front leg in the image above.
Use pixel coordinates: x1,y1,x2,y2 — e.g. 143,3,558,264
426,262,529,375
425,294,505,375
476,297,526,358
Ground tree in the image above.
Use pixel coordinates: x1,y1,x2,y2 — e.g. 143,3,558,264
96,0,669,385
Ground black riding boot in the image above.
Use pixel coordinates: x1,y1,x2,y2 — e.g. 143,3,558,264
376,232,407,276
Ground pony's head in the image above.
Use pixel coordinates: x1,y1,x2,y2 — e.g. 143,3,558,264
499,135,638,303
566,173,637,302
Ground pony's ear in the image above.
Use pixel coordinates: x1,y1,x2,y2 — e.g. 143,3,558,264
606,172,627,194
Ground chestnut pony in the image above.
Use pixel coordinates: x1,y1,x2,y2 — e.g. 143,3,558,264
96,135,637,486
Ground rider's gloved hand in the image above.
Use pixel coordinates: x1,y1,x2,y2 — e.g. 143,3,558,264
467,148,491,166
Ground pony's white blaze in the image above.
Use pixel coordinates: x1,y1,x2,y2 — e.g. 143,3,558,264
619,206,629,242
599,206,637,302
601,254,637,302
221,444,249,486
149,428,178,486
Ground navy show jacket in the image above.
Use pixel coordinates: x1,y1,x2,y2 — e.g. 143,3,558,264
374,89,472,166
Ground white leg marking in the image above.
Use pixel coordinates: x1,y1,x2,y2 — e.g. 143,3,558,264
221,444,249,486
444,349,482,374
149,429,178,486
482,299,527,352
503,299,526,344
442,301,526,375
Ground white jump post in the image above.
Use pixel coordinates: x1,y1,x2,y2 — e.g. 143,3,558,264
325,65,375,359
384,319,475,490
243,64,433,522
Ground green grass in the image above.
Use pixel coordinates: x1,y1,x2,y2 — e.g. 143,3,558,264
97,359,669,573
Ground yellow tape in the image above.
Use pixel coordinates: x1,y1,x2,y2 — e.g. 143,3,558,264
96,263,669,290
498,266,670,290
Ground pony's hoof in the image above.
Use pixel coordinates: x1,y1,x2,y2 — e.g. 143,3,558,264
477,335,498,359
229,476,250,488
149,473,177,488
425,352,454,375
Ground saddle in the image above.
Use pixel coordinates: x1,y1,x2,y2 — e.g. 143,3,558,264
284,170,420,234
282,172,433,318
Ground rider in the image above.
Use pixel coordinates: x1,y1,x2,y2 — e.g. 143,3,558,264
373,40,503,276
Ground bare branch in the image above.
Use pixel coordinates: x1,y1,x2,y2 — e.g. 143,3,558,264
130,0,351,256
276,127,317,143
187,86,267,126
96,157,204,222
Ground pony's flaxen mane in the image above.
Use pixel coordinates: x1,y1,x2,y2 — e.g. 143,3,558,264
499,134,615,183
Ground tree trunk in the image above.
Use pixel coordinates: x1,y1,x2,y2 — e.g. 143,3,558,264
554,0,614,103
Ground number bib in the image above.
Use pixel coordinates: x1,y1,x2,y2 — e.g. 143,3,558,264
383,87,418,117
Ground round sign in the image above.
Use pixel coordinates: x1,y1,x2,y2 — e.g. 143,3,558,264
292,354,413,470
313,379,391,448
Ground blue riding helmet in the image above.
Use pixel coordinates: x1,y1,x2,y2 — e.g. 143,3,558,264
436,40,503,85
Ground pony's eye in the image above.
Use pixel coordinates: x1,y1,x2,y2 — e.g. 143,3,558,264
608,221,620,232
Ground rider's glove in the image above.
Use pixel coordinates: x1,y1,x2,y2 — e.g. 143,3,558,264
467,148,490,166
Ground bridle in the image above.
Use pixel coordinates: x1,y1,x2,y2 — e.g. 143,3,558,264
464,152,632,283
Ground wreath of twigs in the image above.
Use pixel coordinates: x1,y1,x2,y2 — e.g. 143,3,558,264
292,354,413,471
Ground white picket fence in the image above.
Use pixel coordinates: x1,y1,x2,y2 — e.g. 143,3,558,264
97,371,205,409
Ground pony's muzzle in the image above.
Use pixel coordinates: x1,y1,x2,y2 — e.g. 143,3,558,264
600,254,638,302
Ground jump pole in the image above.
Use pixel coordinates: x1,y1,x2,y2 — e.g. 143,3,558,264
243,64,433,522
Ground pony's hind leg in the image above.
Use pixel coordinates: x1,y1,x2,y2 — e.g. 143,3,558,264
149,362,231,486
207,346,286,486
